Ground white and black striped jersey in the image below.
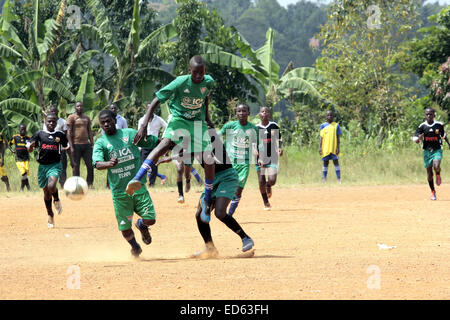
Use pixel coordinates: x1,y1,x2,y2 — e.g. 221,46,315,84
256,121,282,165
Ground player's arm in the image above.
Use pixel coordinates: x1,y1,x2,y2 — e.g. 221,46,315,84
66,116,76,155
95,158,118,170
92,142,118,170
134,98,160,145
27,133,38,153
336,124,341,155
413,125,424,144
319,136,323,155
276,125,283,156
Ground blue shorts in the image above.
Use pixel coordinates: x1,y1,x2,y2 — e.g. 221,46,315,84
322,154,339,161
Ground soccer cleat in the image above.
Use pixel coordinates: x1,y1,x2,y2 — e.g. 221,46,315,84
125,179,141,196
200,197,212,223
48,215,54,229
177,195,185,204
54,200,62,215
130,245,142,258
430,191,437,201
242,237,254,252
185,180,191,193
436,174,441,186
135,220,152,245
193,242,218,259
264,202,271,211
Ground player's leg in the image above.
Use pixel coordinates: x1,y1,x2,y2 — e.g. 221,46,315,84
194,201,218,258
59,151,67,188
47,167,63,215
43,186,55,228
175,160,185,203
227,164,249,216
265,166,278,198
126,138,174,195
257,167,271,209
191,167,203,184
72,144,82,177
1,175,10,191
333,158,341,182
228,186,244,216
113,194,142,257
184,164,191,193
199,151,216,222
322,159,329,182
432,150,442,186
427,166,436,200
133,189,156,246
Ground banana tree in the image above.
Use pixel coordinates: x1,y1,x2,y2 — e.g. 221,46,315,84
0,0,77,134
83,0,176,106
201,27,324,107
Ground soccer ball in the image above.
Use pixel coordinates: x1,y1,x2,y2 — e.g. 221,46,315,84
64,176,88,200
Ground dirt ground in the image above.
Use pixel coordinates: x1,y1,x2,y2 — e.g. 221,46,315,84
0,183,449,300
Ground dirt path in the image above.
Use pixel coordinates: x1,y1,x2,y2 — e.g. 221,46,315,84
0,184,449,300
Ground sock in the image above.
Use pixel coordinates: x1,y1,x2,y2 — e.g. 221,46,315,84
25,178,30,190
191,168,203,183
428,180,435,192
261,192,269,204
196,214,212,243
228,197,241,215
177,181,183,196
44,199,53,216
219,215,248,239
335,165,341,180
123,231,140,249
134,159,156,182
204,179,214,203
322,165,329,179
157,173,166,179
52,190,59,201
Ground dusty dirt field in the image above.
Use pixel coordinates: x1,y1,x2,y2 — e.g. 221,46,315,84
0,184,449,300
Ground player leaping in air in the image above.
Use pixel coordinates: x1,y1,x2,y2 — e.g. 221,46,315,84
127,55,216,222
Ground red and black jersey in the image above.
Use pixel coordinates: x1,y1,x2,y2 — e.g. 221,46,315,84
414,121,446,151
30,130,68,165
10,134,31,161
256,121,282,165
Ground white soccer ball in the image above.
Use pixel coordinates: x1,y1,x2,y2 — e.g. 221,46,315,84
64,176,88,201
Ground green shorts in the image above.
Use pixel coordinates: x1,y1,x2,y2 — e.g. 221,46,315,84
162,116,212,153
38,162,62,188
112,187,156,231
423,149,442,168
200,168,238,201
232,163,250,189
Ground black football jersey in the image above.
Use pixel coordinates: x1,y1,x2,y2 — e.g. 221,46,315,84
10,134,31,161
414,121,445,151
257,121,282,165
30,130,68,165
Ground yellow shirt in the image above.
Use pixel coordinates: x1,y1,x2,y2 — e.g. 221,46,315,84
320,122,341,157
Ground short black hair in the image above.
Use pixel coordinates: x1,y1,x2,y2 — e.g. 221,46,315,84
425,107,435,113
237,103,250,112
259,106,271,113
189,55,206,67
99,109,115,120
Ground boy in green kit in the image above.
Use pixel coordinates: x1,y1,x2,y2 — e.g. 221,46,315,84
93,110,159,258
128,55,216,223
218,103,259,216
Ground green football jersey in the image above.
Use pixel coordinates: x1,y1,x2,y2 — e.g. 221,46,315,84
155,74,214,121
92,128,158,195
219,120,259,164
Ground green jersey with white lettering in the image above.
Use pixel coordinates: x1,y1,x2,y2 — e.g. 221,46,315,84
219,120,259,164
155,74,214,121
92,128,158,195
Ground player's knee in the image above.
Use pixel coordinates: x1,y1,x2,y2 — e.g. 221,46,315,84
121,229,134,239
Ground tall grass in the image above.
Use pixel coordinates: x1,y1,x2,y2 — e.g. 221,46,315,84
0,140,448,196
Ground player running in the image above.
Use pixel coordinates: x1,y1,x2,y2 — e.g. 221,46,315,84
127,55,216,223
218,103,259,216
28,114,67,228
10,124,32,191
157,131,254,258
256,106,283,210
413,107,450,200
93,110,159,258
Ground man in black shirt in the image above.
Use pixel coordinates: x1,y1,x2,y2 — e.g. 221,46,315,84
157,130,254,258
413,108,450,200
10,124,31,191
28,114,68,228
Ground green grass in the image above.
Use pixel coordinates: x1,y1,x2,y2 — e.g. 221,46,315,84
0,144,447,196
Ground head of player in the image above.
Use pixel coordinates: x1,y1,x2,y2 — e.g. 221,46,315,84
189,55,206,84
326,110,334,124
19,123,27,137
236,103,250,126
75,101,84,116
45,113,58,132
99,109,117,136
259,106,271,124
425,107,435,125
48,104,59,117
109,103,118,118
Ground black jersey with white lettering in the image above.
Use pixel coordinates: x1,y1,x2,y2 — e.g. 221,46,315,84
30,130,68,165
414,121,445,151
10,134,31,161
257,121,282,165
